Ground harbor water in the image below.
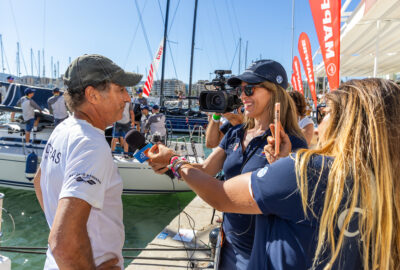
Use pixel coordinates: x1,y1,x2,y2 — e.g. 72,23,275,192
0,186,196,269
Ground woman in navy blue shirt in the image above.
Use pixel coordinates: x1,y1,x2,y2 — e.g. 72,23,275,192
171,60,307,269
149,78,400,269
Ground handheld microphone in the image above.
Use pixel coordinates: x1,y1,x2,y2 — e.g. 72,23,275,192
124,130,175,179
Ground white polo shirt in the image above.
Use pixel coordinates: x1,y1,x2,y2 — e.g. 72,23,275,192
40,116,124,269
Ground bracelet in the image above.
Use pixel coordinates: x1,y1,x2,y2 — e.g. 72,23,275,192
173,160,190,180
212,114,221,122
169,156,180,168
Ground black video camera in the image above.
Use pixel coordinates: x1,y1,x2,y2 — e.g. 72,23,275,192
199,70,242,113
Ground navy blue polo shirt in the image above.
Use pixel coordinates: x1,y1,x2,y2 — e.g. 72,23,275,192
218,125,307,257
249,155,362,270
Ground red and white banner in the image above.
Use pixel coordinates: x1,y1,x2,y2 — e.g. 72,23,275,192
143,40,164,97
298,32,318,108
308,0,340,91
291,73,298,92
292,56,304,95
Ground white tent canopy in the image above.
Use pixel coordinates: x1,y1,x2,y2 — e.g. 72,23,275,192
315,0,400,78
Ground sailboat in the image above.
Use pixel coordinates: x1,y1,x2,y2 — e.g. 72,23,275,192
0,83,206,194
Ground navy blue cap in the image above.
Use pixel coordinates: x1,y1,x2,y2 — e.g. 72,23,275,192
152,104,160,110
53,87,60,92
7,76,14,80
136,88,143,93
227,59,288,89
141,105,149,110
24,88,36,95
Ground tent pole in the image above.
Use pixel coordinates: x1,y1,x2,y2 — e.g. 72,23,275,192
373,20,380,77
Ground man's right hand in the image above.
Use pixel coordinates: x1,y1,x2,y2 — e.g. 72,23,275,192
96,257,120,270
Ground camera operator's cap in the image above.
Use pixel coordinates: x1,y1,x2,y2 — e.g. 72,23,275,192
52,87,60,93
227,59,288,89
24,88,36,95
63,54,143,91
136,88,143,93
152,104,160,110
141,105,149,110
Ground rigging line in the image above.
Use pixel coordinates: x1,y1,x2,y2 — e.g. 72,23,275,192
156,0,164,23
212,0,230,67
224,0,238,44
230,39,240,71
230,0,242,38
167,41,178,79
8,0,28,75
123,0,148,68
168,0,181,36
134,0,154,62
202,9,222,70
1,39,11,73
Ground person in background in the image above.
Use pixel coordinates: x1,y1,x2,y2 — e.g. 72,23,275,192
11,88,43,144
205,109,244,149
289,91,314,145
7,76,14,84
133,88,148,131
47,88,69,126
111,100,135,153
144,104,166,141
34,54,142,270
148,78,400,270
0,82,7,103
140,105,150,135
177,90,184,110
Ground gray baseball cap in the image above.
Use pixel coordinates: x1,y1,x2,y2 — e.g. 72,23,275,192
63,54,143,91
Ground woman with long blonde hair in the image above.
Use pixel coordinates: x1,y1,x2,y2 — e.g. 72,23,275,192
148,78,400,269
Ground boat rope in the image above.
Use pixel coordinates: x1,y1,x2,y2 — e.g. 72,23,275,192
123,0,148,69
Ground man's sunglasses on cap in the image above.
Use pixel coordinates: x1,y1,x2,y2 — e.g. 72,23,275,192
236,84,264,97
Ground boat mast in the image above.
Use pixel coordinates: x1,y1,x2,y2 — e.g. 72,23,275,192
16,42,21,77
238,38,242,74
37,50,41,78
244,40,248,68
188,0,199,109
290,0,295,77
0,34,4,73
159,0,171,107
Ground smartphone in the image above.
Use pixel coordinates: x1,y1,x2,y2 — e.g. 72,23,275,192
274,103,281,155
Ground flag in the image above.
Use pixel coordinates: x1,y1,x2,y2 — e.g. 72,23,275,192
298,32,318,108
292,56,304,95
143,40,164,97
308,0,341,91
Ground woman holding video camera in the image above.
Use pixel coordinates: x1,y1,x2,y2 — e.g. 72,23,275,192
149,78,400,270
181,60,307,269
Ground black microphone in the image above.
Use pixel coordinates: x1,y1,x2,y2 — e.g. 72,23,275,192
124,130,175,179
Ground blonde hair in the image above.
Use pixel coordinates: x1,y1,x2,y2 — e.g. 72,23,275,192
295,78,400,269
243,81,304,139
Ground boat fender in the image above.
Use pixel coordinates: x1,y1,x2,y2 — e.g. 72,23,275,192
25,152,38,181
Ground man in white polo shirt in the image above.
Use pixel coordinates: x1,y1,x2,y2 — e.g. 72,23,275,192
34,54,142,269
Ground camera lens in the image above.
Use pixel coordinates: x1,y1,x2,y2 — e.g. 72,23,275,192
211,95,222,106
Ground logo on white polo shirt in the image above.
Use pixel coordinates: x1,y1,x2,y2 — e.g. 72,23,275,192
70,173,101,185
257,166,268,178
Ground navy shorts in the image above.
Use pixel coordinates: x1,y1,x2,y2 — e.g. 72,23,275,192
113,122,131,138
25,118,35,132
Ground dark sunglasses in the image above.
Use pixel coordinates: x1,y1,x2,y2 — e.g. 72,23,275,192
235,85,260,97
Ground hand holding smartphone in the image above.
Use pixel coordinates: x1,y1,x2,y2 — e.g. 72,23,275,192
274,103,281,156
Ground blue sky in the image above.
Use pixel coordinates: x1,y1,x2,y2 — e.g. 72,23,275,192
0,0,360,84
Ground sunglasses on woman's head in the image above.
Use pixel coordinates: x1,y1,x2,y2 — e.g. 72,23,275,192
236,84,262,97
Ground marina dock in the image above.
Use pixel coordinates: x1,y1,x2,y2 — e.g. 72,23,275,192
126,196,221,269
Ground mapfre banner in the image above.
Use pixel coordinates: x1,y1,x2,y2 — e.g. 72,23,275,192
308,0,340,91
292,56,304,95
298,32,318,108
291,73,298,92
